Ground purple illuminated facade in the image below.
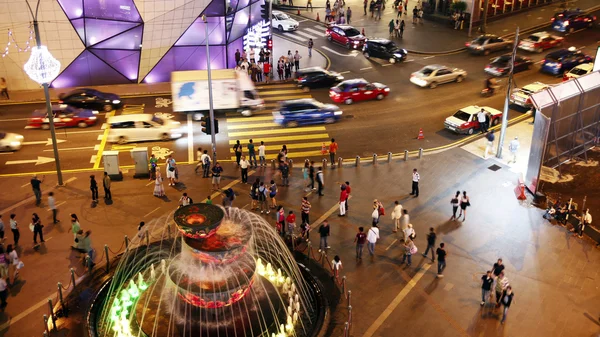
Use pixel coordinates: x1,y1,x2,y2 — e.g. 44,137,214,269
51,0,264,87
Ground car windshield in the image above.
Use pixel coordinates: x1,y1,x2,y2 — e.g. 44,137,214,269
520,87,535,95
528,35,541,42
419,67,435,76
473,36,488,45
344,28,361,37
570,67,589,75
275,13,289,20
545,55,560,62
383,42,399,52
453,110,471,122
151,116,164,125
0,133,5,140
492,56,510,66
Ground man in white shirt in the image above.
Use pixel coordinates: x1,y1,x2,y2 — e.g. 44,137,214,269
366,224,380,256
258,141,266,167
200,150,211,178
391,201,403,232
579,208,592,238
410,168,420,197
508,137,520,164
48,192,59,224
477,108,488,133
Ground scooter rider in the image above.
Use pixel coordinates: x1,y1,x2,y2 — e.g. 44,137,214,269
484,77,498,95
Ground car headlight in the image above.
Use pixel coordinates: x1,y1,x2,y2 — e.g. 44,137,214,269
353,41,359,44
112,100,121,104
336,76,344,80
384,88,390,92
476,46,483,50
89,116,97,120
394,53,403,58
402,49,407,54
10,141,21,146
15,135,24,139
334,111,343,115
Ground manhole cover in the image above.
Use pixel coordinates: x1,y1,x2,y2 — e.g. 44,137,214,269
488,164,501,171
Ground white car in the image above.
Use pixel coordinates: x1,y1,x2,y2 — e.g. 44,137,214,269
563,63,593,81
272,10,299,32
410,65,467,89
0,132,24,151
510,82,550,108
107,114,183,144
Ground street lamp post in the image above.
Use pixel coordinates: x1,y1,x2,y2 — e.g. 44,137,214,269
496,27,519,159
24,0,63,185
202,15,217,162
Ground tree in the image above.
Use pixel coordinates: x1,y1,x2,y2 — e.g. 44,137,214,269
451,1,467,12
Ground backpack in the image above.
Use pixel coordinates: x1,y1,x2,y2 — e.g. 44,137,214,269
188,197,193,204
226,188,235,200
378,206,385,216
203,156,209,165
258,187,266,201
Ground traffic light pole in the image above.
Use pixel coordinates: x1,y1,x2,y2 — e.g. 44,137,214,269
268,0,273,80
203,15,217,162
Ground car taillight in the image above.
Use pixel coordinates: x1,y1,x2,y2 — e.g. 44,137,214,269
297,76,304,81
465,42,470,47
510,94,515,99
563,73,568,81
500,68,506,72
551,17,555,22
542,59,546,63
58,100,63,103
526,98,531,104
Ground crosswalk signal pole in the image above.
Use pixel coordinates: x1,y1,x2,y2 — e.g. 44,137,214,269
202,14,217,162
496,27,519,159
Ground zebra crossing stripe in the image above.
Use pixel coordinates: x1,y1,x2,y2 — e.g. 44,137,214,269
303,27,324,35
295,30,318,39
284,33,308,42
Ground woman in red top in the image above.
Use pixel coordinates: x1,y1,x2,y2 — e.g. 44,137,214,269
263,62,271,83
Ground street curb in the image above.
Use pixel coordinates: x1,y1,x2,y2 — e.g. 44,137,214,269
272,33,332,70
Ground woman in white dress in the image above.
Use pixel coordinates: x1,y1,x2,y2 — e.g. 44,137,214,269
154,168,165,197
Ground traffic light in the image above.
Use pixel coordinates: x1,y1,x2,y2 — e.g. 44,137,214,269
201,117,219,135
261,2,270,21
267,37,273,50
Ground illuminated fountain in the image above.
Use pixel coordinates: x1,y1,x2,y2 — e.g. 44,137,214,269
92,204,324,337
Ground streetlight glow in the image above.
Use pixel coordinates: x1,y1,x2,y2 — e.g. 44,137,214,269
23,45,61,84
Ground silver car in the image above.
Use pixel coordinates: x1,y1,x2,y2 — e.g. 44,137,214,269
410,65,468,89
466,34,513,55
0,132,24,151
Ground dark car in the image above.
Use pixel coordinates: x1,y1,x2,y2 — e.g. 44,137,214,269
466,34,512,55
551,10,596,33
484,54,533,76
273,98,343,128
58,88,123,112
325,25,366,49
362,39,407,63
541,48,594,75
295,67,344,92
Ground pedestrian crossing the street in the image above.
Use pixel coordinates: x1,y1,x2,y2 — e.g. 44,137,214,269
276,24,324,43
225,83,330,161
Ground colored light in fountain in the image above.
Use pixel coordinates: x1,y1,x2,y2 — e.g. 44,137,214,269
137,273,148,291
185,213,207,225
128,280,140,298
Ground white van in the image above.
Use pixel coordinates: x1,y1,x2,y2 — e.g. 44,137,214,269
107,114,183,144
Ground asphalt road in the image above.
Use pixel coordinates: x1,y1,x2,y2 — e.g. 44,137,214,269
0,23,597,176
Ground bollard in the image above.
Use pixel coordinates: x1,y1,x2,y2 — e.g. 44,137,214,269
288,158,293,166
341,276,347,292
322,158,327,168
347,290,352,306
43,315,50,335
85,255,92,274
387,152,392,162
419,148,423,159
104,245,110,273
70,268,76,291
355,156,360,167
404,150,409,161
344,322,349,337
124,235,129,250
271,159,276,169
291,235,296,251
348,305,352,322
372,153,377,165
44,332,48,337
57,282,67,317
48,299,57,330
145,230,150,246
167,224,172,238
338,157,343,167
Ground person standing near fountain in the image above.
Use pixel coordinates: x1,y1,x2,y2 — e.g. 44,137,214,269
286,211,296,236
276,206,286,235
70,214,80,246
366,223,380,256
318,221,330,252
258,182,269,214
154,169,165,197
269,180,278,209
211,162,224,191
166,155,177,186
316,167,325,196
301,197,311,226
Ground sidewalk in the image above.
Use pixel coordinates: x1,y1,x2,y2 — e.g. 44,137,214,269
282,0,600,53
0,118,599,336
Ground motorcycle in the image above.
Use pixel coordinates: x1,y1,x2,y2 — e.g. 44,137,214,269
480,80,501,97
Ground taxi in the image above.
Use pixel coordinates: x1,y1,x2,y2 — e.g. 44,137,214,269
329,79,389,105
444,106,502,135
26,105,98,129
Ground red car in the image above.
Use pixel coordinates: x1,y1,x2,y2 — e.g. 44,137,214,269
26,105,98,129
325,25,366,49
329,79,390,105
517,31,564,53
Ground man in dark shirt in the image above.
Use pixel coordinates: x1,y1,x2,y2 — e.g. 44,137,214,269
318,220,330,252
309,161,315,190
422,227,436,262
247,139,257,167
492,258,505,277
30,175,44,205
354,226,367,259
436,243,447,277
481,270,494,306
281,162,290,186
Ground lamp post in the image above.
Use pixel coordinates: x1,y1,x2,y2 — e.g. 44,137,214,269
202,15,217,162
24,0,63,185
496,27,519,159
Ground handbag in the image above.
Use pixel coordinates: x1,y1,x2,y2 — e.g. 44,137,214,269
29,223,34,232
410,245,418,255
169,166,175,172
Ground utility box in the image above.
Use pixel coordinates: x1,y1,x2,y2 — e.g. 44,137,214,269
102,150,123,181
131,147,150,178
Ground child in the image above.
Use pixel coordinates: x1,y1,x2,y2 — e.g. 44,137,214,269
137,222,145,239
286,211,296,236
205,195,213,205
301,222,311,241
332,255,342,278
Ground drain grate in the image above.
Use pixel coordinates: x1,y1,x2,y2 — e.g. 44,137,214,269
488,164,502,172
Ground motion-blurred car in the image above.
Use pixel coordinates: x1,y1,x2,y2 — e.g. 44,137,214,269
563,63,594,81
325,25,366,49
0,132,24,151
362,39,407,63
107,114,183,144
26,105,98,129
466,34,512,55
484,54,534,76
329,79,390,105
271,10,299,32
58,88,123,112
273,98,342,128
410,65,467,89
551,10,596,33
295,67,344,91
444,106,503,135
540,47,594,75
509,82,551,108
518,32,564,53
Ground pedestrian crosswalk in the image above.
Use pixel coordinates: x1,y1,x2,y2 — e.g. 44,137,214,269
277,24,324,43
225,83,331,161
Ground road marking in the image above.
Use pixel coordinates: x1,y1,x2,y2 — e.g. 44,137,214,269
201,170,256,203
297,19,309,23
0,292,56,332
322,46,358,57
43,146,95,152
65,177,77,184
97,134,103,141
144,207,161,218
228,126,327,137
227,122,280,130
229,142,329,153
423,56,435,59
22,138,66,146
295,30,317,39
21,182,30,188
284,33,307,42
385,238,398,250
230,150,323,161
101,123,108,130
227,116,275,123
338,71,351,74
6,156,55,166
58,129,103,134
362,264,431,337
259,89,305,96
146,180,155,186
0,117,29,122
382,63,393,67
228,133,330,144
90,155,97,164
0,152,13,155
405,59,414,62
303,27,324,35
311,203,339,227
94,144,100,150
93,111,115,169
48,201,66,211
360,67,372,70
